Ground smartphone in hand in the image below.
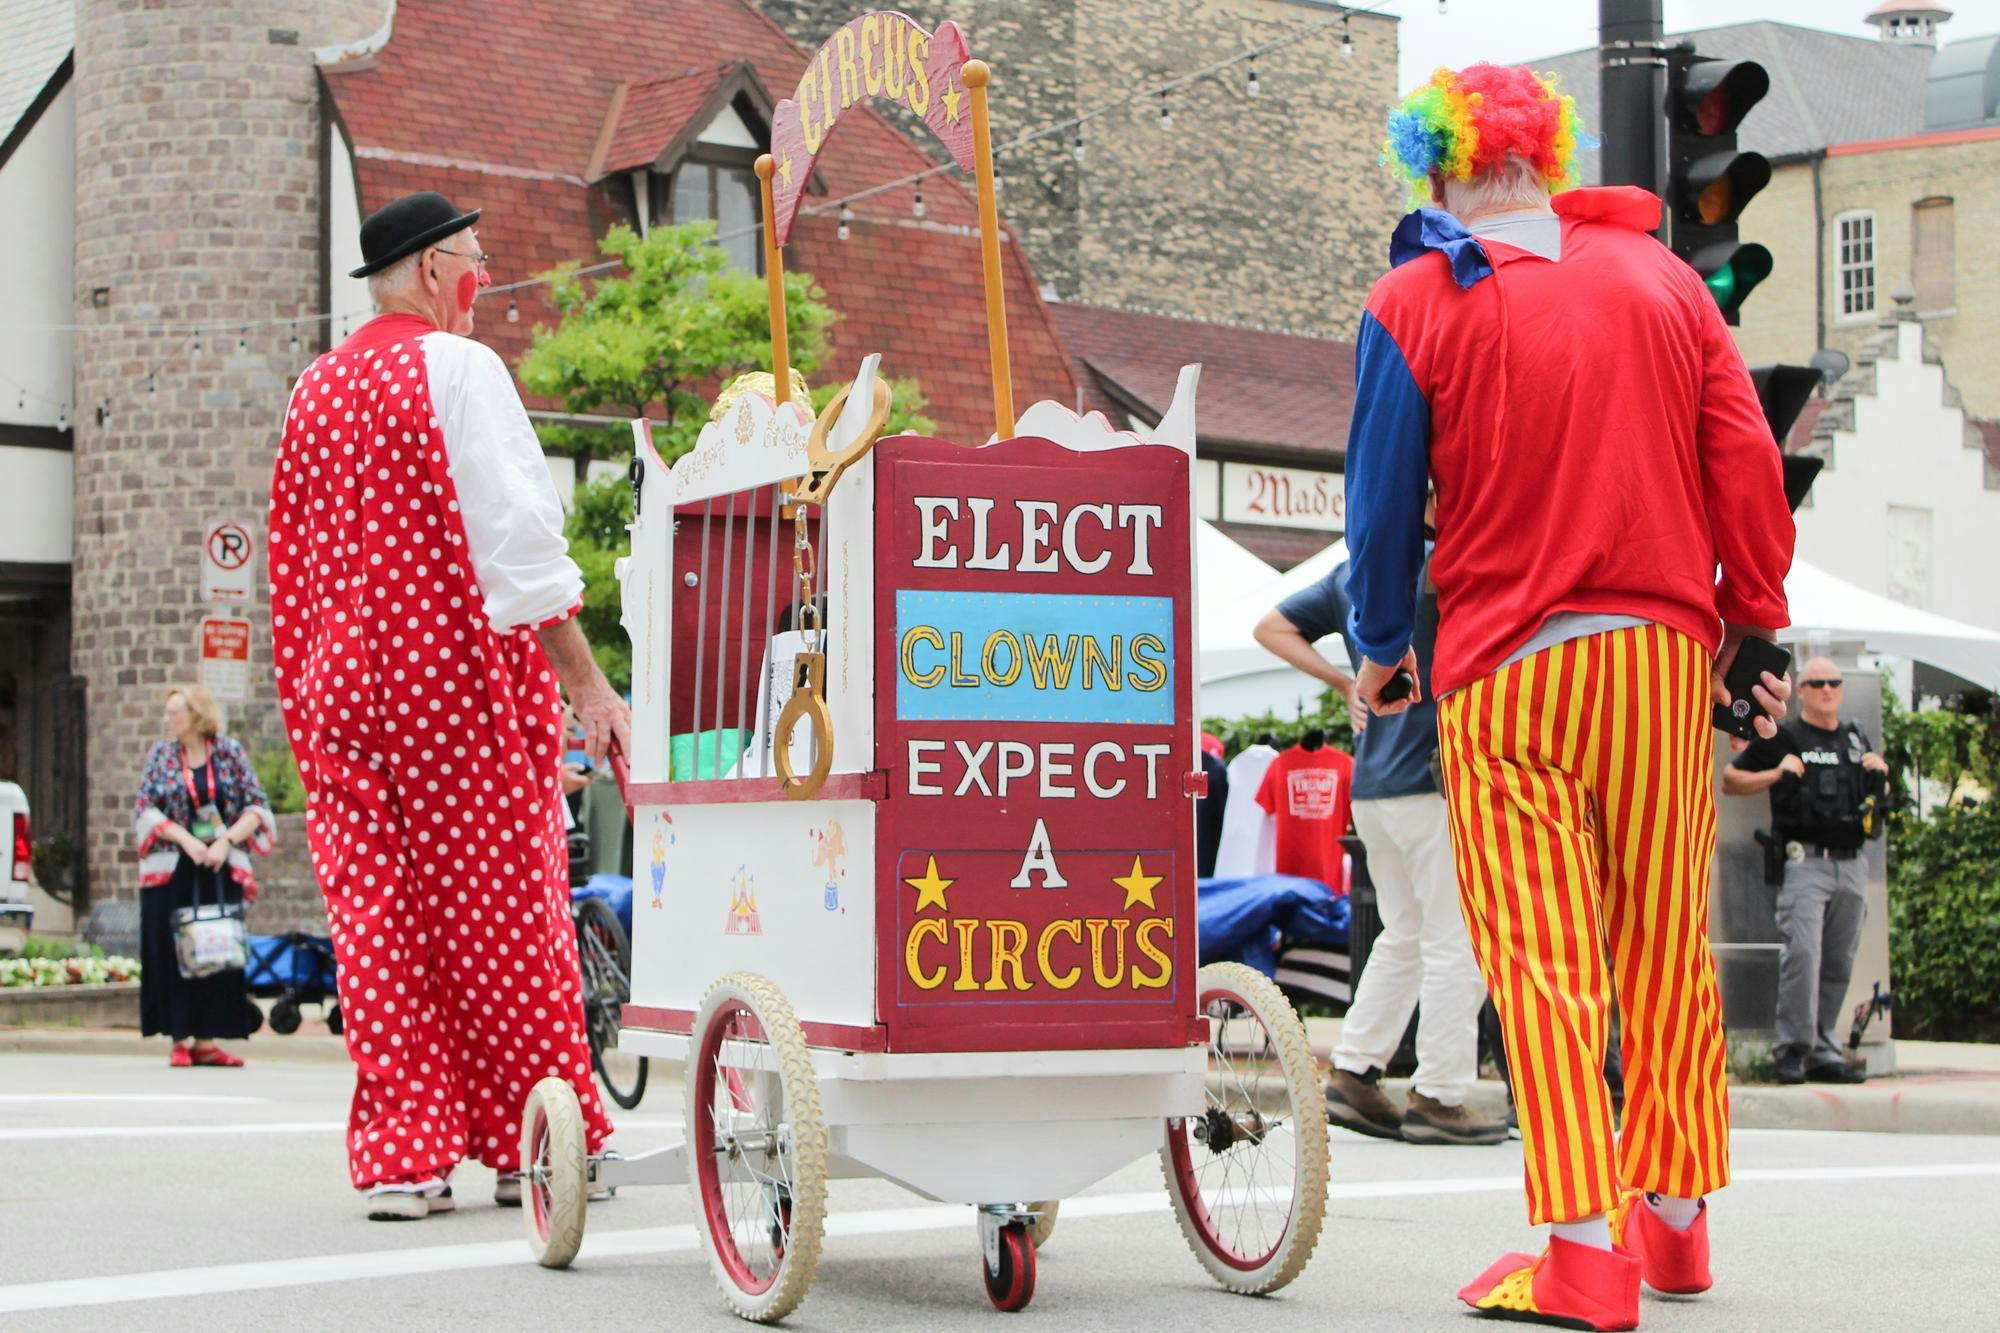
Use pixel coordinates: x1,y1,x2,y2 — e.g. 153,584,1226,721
1712,637,1792,739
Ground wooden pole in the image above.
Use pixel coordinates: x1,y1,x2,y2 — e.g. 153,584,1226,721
755,153,791,405
961,60,1015,440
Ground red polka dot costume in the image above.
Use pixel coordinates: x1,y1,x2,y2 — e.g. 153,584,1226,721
269,313,612,1190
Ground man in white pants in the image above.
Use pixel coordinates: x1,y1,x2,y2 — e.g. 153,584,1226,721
1254,546,1504,1144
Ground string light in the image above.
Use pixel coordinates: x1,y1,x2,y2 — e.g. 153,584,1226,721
837,204,853,241
1159,91,1172,132
992,165,1003,194
912,189,925,219
1341,22,1355,59
289,332,300,354
507,298,519,323
1072,131,1086,164
1246,60,1260,96
237,328,247,352
1438,0,1449,13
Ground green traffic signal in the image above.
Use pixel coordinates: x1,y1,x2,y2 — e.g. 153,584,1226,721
1697,243,1772,316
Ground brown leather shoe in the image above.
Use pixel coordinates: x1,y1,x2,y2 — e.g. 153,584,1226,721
1325,1067,1403,1140
1403,1091,1509,1145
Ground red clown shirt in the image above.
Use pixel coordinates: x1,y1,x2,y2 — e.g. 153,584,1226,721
269,313,611,1189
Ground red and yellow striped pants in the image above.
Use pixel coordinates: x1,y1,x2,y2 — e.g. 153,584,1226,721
1438,624,1728,1225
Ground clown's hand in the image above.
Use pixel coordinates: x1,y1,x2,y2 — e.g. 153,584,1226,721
1357,648,1422,717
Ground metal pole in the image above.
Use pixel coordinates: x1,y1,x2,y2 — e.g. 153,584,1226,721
1599,0,1665,206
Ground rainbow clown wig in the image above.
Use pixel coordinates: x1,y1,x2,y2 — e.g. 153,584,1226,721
1383,64,1590,206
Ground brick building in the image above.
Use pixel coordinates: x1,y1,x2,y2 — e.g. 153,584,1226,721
757,0,1404,335
0,0,1082,921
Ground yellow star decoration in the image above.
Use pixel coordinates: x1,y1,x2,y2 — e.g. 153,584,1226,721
905,855,954,913
941,82,963,125
778,151,794,190
1113,855,1163,911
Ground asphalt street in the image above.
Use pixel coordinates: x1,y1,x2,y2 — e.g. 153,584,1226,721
3,1049,1998,1331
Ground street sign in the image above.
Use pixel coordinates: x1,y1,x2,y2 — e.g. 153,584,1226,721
199,616,252,704
202,521,255,603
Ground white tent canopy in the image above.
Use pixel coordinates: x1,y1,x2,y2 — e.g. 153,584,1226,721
1197,543,2000,720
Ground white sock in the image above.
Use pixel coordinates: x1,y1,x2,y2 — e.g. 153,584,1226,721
1646,1193,1701,1231
1551,1214,1612,1251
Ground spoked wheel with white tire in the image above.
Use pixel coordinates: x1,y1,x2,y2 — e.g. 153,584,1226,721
688,972,828,1322
521,1076,590,1268
574,896,648,1109
1025,1200,1059,1249
1163,962,1329,1294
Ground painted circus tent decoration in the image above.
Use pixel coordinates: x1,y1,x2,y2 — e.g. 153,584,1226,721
515,10,1329,1321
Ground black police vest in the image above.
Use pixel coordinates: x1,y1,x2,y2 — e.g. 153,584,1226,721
1769,719,1871,850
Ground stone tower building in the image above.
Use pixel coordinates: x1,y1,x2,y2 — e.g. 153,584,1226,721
756,0,1404,335
69,0,386,896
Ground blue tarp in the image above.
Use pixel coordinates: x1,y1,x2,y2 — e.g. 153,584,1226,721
571,874,635,940
244,933,336,997
1197,875,1350,979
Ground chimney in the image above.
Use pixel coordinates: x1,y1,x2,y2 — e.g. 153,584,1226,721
1865,2,1953,47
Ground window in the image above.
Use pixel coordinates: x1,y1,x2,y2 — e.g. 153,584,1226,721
1836,212,1876,319
1911,197,1955,311
649,157,762,274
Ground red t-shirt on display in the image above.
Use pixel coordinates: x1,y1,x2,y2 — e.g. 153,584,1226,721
1254,745,1355,892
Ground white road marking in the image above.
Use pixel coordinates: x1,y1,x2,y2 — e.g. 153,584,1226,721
0,1094,275,1105
0,1118,682,1143
2,1161,1995,1313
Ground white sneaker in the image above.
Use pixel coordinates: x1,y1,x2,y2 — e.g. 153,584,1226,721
366,1182,453,1221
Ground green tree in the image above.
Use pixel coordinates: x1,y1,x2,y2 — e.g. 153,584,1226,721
527,223,939,692
516,221,836,464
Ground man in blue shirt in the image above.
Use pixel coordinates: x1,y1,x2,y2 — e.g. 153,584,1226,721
1254,546,1503,1145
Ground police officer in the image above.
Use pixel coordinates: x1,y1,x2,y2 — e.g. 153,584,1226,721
1724,658,1887,1085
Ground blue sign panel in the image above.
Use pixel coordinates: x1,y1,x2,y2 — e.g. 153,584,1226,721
895,589,1174,725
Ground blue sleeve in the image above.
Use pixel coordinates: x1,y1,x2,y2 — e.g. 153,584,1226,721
1343,310,1431,667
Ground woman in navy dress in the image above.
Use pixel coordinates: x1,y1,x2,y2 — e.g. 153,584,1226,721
133,685,276,1066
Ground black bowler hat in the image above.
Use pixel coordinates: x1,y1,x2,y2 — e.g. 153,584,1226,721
349,191,482,278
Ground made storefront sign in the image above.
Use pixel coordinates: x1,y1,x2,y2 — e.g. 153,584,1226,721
873,437,1198,1051
201,520,255,602
1219,461,1344,532
198,617,252,704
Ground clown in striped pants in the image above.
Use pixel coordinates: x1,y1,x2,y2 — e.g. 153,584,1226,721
1438,624,1728,1226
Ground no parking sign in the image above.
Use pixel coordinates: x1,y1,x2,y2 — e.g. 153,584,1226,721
202,520,255,603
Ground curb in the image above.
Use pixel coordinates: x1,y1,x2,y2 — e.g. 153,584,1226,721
0,1025,351,1064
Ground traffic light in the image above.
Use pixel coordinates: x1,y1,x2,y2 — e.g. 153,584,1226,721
1748,364,1823,511
1666,50,1771,324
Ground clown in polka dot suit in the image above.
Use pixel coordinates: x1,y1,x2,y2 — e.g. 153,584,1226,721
271,192,633,1220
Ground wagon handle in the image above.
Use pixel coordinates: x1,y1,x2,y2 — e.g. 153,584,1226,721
607,737,631,808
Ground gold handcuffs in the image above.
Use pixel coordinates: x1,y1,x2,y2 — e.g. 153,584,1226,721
772,378,892,800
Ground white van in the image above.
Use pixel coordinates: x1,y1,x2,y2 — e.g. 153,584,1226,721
0,782,33,953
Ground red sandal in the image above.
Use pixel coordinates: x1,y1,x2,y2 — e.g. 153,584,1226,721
169,1045,193,1067
190,1046,245,1067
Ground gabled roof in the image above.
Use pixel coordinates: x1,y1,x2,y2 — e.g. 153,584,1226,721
1532,22,1934,175
1046,302,1354,464
589,61,770,182
0,0,73,163
320,0,1076,442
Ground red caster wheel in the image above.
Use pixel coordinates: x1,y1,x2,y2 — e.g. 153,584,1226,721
981,1220,1036,1312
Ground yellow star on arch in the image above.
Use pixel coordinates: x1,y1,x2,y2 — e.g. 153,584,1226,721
778,151,795,190
941,82,963,125
905,855,954,913
1113,855,1163,911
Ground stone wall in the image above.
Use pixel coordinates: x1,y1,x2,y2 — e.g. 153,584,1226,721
1734,137,2000,419
756,0,1402,335
70,0,386,901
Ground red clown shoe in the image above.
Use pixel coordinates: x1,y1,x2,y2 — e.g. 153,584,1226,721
1609,1190,1713,1295
1459,1237,1641,1331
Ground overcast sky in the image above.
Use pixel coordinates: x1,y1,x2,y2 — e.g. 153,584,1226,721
1380,0,2000,88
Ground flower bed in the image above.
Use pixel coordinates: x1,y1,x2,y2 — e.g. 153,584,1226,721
0,955,142,988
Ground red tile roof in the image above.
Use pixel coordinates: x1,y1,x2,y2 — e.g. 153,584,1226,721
594,64,739,179
1046,302,1354,465
321,0,1075,443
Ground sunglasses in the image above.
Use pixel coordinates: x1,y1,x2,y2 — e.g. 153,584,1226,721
1801,678,1845,689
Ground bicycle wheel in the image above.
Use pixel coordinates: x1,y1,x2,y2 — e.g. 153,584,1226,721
574,896,648,1109
1162,962,1329,1294
688,972,827,1322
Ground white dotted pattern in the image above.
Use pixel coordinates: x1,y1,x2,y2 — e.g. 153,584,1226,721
268,323,612,1189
